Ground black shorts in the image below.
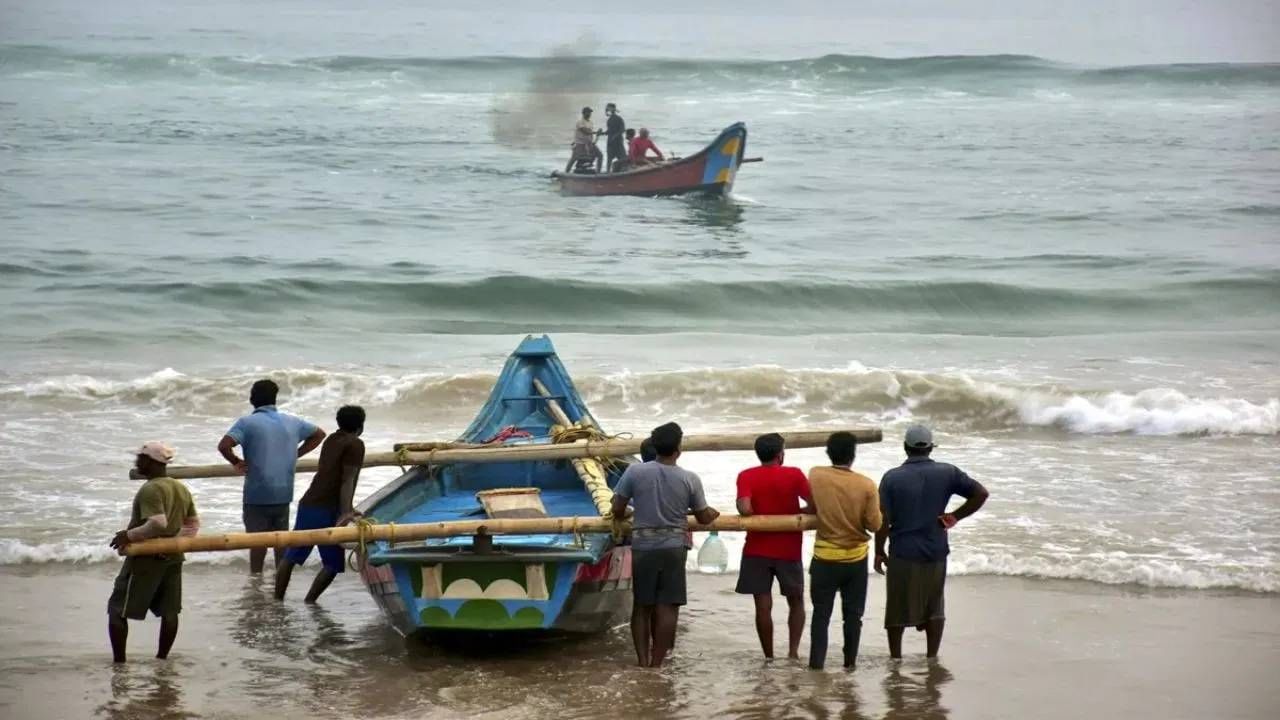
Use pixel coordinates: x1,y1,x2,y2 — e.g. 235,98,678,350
243,503,290,533
884,558,946,628
632,547,687,606
735,555,805,597
107,557,183,621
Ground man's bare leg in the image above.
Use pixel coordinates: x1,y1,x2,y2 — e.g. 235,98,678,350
630,604,653,667
108,616,128,663
157,615,178,659
887,626,905,659
274,559,296,599
752,593,774,659
304,569,337,604
249,547,267,574
785,593,805,660
650,605,679,668
924,618,945,658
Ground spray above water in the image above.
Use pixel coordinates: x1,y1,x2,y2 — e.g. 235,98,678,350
489,34,605,150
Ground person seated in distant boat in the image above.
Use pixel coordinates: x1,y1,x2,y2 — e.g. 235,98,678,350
565,106,603,174
274,405,366,604
612,128,638,172
107,442,199,663
628,128,665,167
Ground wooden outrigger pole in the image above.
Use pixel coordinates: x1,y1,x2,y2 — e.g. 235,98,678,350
125,514,817,557
132,428,883,480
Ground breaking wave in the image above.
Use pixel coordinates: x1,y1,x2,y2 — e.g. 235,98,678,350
4,365,1276,436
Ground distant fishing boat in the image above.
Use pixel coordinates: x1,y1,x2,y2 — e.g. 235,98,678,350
552,122,757,197
355,335,633,635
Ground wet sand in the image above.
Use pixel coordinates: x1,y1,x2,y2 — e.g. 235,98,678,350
1,563,1276,720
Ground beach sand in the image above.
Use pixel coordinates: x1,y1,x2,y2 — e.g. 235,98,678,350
1,564,1275,720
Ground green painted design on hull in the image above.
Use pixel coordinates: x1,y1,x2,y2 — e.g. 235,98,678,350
421,601,545,629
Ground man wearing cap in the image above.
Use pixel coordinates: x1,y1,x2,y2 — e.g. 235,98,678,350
602,102,626,173
874,425,989,659
217,379,326,574
565,106,603,173
107,442,199,663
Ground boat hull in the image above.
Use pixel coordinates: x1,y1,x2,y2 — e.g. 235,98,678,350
553,123,748,198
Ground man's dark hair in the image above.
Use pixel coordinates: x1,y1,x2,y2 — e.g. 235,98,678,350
754,433,785,463
905,444,933,458
826,431,857,466
640,437,657,462
625,128,636,139
249,379,278,408
650,422,683,457
337,405,366,433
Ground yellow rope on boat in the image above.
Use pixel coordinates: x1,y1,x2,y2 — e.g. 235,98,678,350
550,422,631,518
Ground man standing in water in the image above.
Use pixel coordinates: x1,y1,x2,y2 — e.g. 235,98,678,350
275,405,366,603
218,379,325,574
565,106,602,173
806,431,881,670
735,433,811,661
107,442,199,663
603,102,626,172
875,425,988,659
611,422,720,668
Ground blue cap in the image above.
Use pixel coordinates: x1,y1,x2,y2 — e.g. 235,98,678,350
904,424,934,449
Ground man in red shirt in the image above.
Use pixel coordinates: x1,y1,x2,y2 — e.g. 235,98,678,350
736,433,813,660
627,128,664,166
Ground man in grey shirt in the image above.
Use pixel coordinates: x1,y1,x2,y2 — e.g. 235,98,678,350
611,422,720,668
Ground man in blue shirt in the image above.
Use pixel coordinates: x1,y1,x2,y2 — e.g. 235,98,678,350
217,379,325,574
874,425,988,659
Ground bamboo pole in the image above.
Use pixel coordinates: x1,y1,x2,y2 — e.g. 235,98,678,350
124,514,817,556
133,428,882,480
531,378,613,517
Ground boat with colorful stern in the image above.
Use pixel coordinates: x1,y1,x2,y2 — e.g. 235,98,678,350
553,122,756,198
354,335,633,635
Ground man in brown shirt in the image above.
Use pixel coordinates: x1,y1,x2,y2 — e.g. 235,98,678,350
806,431,882,670
274,405,366,603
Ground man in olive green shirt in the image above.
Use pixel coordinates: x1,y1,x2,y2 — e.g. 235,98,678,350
107,442,199,663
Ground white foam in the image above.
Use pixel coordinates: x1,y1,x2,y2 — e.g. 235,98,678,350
1016,389,1279,435
950,551,1278,593
0,539,246,566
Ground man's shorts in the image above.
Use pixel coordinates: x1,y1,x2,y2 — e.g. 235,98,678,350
735,555,805,597
283,504,345,574
107,557,182,620
243,503,290,533
884,558,947,628
632,547,688,606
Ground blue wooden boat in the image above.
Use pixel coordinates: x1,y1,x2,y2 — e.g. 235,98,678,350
355,336,633,636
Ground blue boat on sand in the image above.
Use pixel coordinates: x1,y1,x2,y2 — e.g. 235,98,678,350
355,336,633,636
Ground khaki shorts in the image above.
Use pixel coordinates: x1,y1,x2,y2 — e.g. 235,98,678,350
107,557,183,621
884,558,946,628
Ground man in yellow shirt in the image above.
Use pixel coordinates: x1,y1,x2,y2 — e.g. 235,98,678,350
806,431,882,670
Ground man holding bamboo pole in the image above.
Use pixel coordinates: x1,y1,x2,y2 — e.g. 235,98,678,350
217,379,325,574
610,422,720,668
107,442,198,663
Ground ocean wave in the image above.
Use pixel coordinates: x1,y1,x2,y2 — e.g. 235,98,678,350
22,274,1280,336
4,365,1276,436
950,551,1277,593
0,539,242,566
3,44,1275,90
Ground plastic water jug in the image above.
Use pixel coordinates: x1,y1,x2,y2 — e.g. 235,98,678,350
696,531,729,574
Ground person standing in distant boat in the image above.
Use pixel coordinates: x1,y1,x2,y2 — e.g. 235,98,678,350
611,422,720,668
107,442,199,663
875,425,989,659
735,433,812,661
275,405,366,603
565,106,603,174
218,379,325,574
628,128,665,167
603,102,627,173
806,431,881,670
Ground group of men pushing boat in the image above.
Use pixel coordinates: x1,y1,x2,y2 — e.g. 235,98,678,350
565,103,665,174
614,421,989,669
107,379,989,673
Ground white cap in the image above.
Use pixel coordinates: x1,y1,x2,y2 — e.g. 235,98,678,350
138,441,175,464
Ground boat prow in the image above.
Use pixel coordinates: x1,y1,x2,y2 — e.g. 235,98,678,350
356,335,633,636
553,122,750,198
